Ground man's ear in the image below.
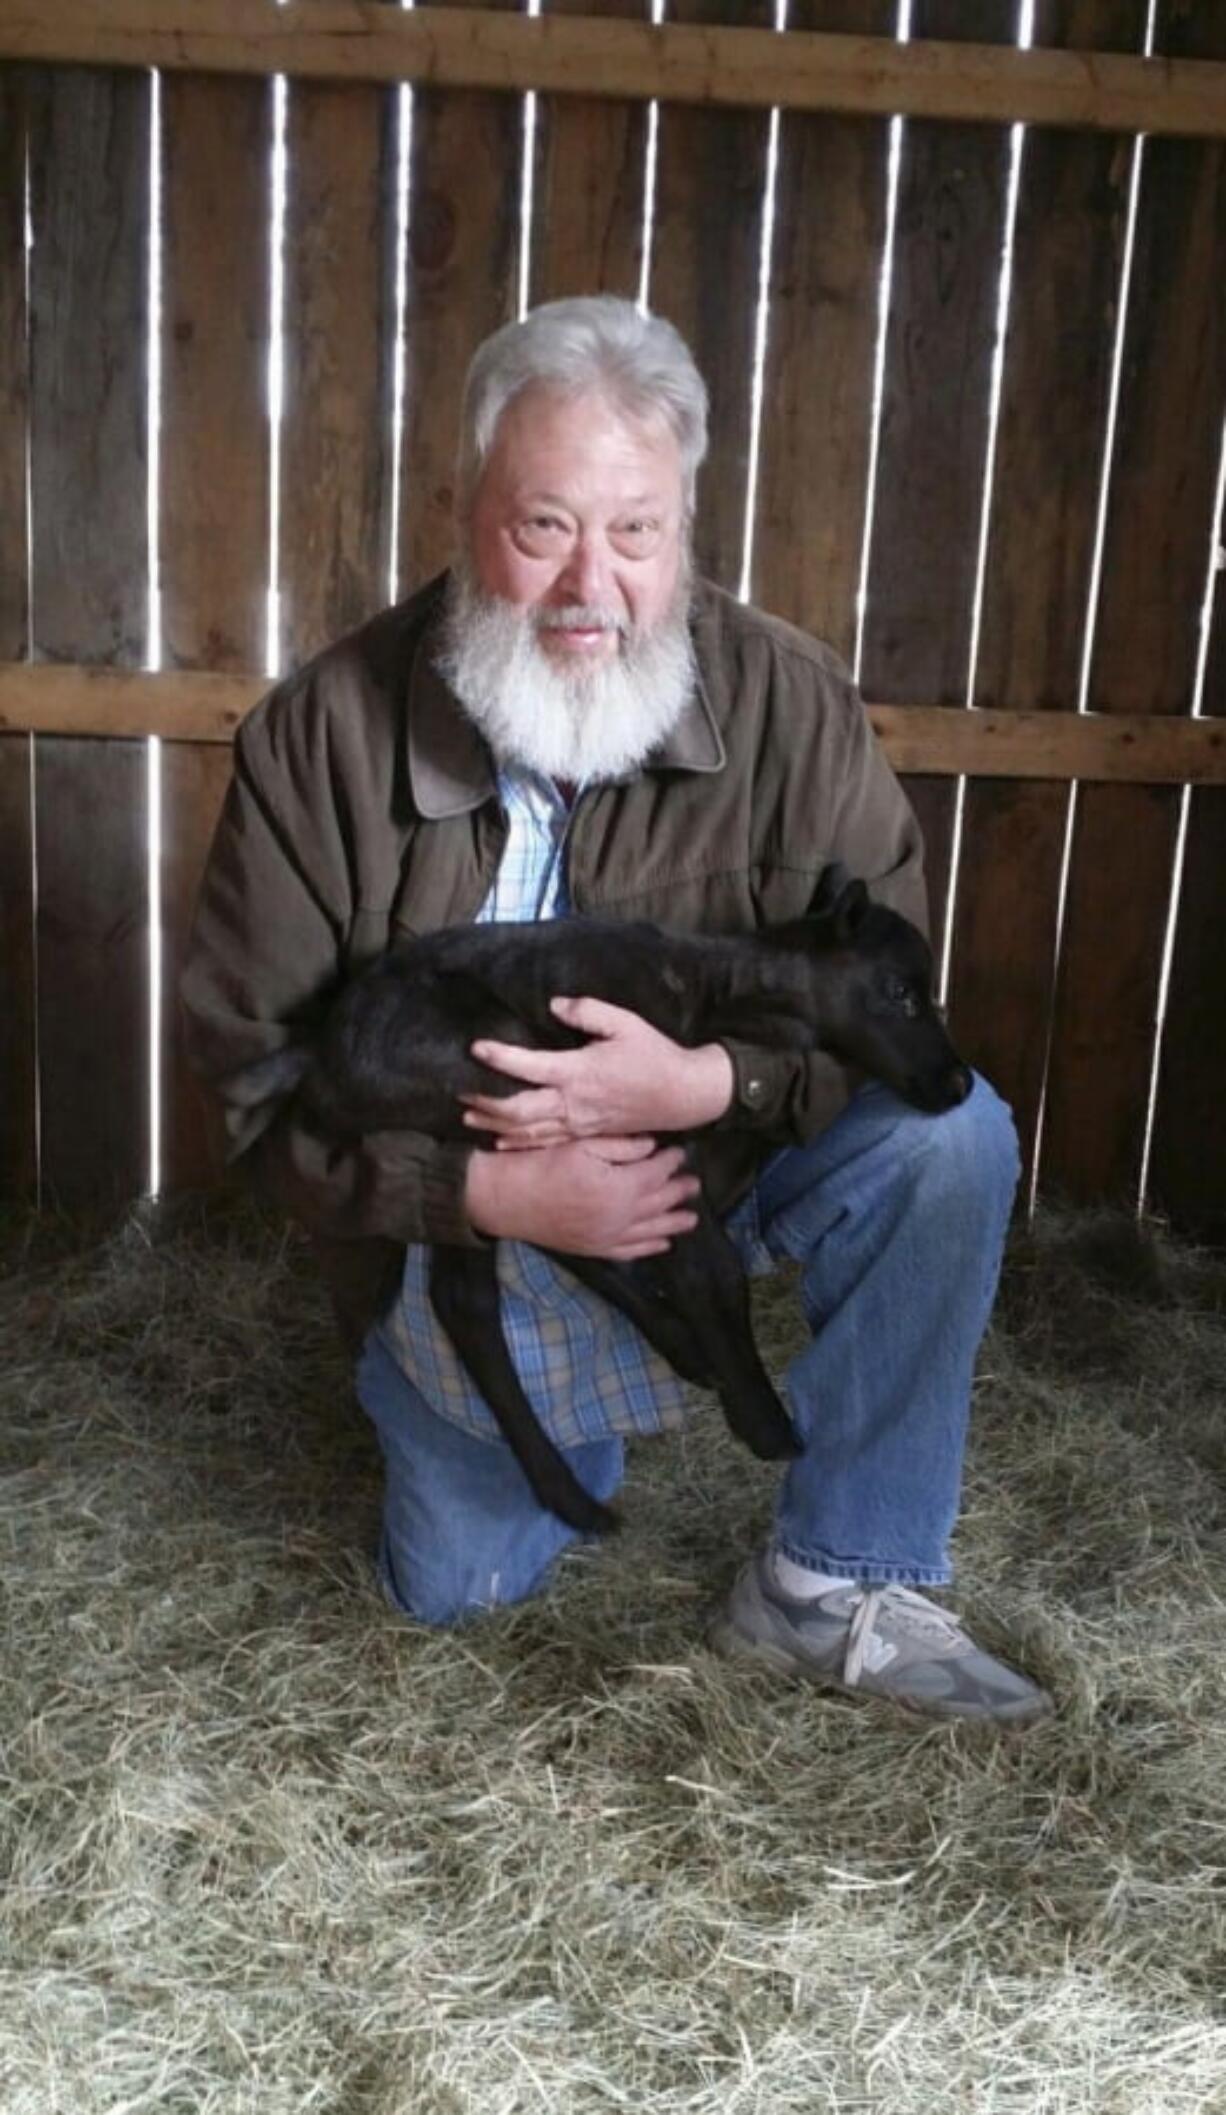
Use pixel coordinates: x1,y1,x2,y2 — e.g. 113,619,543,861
812,862,870,941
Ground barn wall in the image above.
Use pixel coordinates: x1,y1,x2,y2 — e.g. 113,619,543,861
1,0,1223,1233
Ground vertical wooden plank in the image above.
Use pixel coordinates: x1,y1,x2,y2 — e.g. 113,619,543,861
0,65,37,1204
0,69,27,664
750,0,894,665
1147,475,1226,1238
1039,2,1226,1206
0,740,36,1208
160,77,267,681
279,75,396,663
397,0,521,593
649,0,775,593
856,0,1013,962
943,0,1142,1186
158,72,270,1195
530,0,648,309
27,66,149,1211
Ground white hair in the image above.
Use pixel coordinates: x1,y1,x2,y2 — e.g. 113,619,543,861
456,296,709,517
438,558,696,784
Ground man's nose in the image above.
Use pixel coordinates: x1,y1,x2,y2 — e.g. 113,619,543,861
559,534,611,607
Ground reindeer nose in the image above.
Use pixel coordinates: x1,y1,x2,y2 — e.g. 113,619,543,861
948,1064,973,1105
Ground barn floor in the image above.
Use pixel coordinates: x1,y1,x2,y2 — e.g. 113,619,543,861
3,1194,1226,2114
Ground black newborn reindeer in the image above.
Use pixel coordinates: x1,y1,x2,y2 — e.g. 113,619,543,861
235,866,971,1536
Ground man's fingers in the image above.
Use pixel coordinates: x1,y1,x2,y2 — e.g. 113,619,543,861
491,1126,571,1150
626,1209,700,1245
462,1086,561,1127
582,1135,660,1165
607,1209,700,1259
469,1038,565,1086
550,994,640,1038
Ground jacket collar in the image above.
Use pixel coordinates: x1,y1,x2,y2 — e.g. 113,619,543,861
405,590,727,822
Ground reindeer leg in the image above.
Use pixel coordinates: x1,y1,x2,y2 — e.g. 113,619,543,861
556,1203,801,1464
547,1249,716,1387
659,1202,801,1461
428,1246,617,1536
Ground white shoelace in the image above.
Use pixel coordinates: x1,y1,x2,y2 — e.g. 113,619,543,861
842,1585,966,1688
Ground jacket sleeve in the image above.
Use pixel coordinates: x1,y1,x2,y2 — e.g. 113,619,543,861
713,652,929,1145
180,712,480,1249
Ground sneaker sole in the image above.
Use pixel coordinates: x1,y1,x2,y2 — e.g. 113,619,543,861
706,1614,1054,1727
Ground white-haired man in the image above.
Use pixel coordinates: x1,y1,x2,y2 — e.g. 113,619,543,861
183,296,1051,1725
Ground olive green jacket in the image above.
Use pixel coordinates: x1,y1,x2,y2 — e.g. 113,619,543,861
181,573,927,1347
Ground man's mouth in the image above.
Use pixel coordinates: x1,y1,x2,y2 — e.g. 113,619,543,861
536,608,626,654
543,625,615,653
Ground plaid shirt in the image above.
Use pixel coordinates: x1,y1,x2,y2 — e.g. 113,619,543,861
377,768,693,1448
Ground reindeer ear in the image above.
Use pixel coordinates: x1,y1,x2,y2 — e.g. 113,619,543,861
813,864,870,940
811,861,852,916
832,876,871,941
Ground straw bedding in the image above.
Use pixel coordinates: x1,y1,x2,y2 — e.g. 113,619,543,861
3,1195,1226,2113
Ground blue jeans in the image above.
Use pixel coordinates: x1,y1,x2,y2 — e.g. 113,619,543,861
355,1076,1020,1625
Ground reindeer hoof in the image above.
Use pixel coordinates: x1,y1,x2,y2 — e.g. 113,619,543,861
727,1402,803,1462
549,1486,620,1536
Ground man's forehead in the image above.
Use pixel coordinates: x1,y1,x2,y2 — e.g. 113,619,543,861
490,384,679,467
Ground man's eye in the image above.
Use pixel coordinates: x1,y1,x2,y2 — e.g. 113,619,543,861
514,517,569,555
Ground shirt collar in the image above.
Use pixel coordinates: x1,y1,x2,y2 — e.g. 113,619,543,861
405,588,727,822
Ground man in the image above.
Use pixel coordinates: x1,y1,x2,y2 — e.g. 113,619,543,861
182,295,1050,1725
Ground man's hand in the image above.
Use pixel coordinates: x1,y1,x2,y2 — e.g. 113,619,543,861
464,1134,701,1260
461,996,735,1148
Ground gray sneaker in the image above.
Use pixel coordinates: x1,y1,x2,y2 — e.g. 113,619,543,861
708,1554,1053,1725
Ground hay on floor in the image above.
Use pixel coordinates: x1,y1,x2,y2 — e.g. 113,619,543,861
3,1194,1226,2113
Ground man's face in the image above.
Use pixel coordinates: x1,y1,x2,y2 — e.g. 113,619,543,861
467,384,687,666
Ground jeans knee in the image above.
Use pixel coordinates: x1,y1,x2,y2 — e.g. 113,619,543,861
899,1072,1021,1220
378,1532,553,1628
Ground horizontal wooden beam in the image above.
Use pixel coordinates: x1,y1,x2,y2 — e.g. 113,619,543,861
0,664,255,745
3,664,1225,784
1,1,1224,140
868,703,1226,784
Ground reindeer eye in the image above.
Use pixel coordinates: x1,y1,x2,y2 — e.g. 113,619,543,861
884,974,921,1018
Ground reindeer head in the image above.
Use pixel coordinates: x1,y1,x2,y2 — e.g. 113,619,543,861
794,865,973,1114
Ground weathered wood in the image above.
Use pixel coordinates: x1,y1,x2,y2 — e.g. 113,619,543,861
1146,787,1226,1241
858,0,1012,966
1040,3,1226,1208
945,0,1143,1189
651,0,774,592
530,0,647,310
0,67,27,664
869,704,1226,782
26,65,150,1210
2,2,1226,138
0,65,36,1202
279,72,395,661
158,739,234,1191
0,739,36,1205
396,0,520,592
8,663,1226,781
161,75,267,677
750,0,894,664
1,664,255,740
159,71,269,1193
1147,436,1226,1236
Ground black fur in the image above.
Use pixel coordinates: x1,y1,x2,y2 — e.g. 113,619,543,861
235,866,972,1534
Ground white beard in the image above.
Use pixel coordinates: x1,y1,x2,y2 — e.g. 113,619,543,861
436,564,697,784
